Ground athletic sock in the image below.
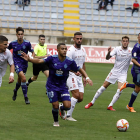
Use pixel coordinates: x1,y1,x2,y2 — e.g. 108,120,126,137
91,86,106,104
14,82,21,92
126,84,135,89
108,89,122,107
26,77,33,86
67,97,78,117
52,108,58,122
21,82,28,98
128,91,138,107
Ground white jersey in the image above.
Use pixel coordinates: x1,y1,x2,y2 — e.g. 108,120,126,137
0,49,13,77
67,45,86,76
110,46,132,74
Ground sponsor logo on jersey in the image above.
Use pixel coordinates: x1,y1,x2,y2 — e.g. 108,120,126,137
56,69,63,76
54,63,57,66
18,50,23,55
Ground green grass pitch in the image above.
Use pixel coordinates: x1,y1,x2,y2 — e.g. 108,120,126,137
1,62,140,140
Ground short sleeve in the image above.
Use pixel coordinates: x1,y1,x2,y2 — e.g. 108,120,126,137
43,55,52,65
132,46,138,59
70,60,80,72
7,50,14,65
34,45,38,55
8,42,13,50
110,47,117,57
67,48,73,59
28,42,34,52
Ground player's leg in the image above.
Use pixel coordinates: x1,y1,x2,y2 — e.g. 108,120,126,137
66,89,80,121
0,76,2,87
107,82,123,111
43,70,49,78
18,71,30,104
85,80,111,109
13,76,21,101
26,64,40,86
126,72,140,112
52,101,60,127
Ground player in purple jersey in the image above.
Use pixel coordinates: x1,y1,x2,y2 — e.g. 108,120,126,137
125,33,140,112
21,43,93,126
8,27,34,104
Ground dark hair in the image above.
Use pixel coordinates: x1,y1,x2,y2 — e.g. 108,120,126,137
16,27,24,33
74,32,82,37
39,34,45,38
138,33,140,36
122,36,129,41
57,43,66,49
0,35,8,43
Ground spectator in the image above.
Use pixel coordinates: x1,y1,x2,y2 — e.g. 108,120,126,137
106,0,114,8
97,0,108,11
15,0,30,6
126,0,139,16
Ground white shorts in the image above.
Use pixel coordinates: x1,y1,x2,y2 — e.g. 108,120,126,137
105,72,127,84
67,75,84,93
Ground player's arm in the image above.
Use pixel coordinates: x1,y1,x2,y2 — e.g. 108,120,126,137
106,46,112,60
21,52,44,64
9,64,15,84
82,63,86,86
132,58,140,67
79,68,93,86
34,54,49,59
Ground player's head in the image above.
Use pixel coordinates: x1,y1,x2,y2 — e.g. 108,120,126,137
73,32,82,48
16,27,24,41
137,33,140,42
57,43,67,57
39,34,45,46
0,35,8,53
122,36,129,49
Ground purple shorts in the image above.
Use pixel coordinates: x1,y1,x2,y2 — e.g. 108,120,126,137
15,64,27,75
46,88,71,103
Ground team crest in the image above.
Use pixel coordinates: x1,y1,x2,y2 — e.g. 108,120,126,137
64,64,67,69
23,45,26,49
54,63,57,66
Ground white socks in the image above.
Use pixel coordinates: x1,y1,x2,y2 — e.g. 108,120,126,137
91,86,106,104
67,97,78,117
108,89,122,107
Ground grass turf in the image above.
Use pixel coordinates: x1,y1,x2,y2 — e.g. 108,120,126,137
0,62,140,140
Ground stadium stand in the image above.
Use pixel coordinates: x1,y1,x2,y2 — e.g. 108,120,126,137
0,0,140,42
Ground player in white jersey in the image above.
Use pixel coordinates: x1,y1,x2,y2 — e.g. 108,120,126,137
60,32,88,121
85,36,132,111
0,35,14,87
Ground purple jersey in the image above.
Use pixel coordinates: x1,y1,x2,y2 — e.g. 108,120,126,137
131,43,140,73
8,40,34,68
43,55,80,91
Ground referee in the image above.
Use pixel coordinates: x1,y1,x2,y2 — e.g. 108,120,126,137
26,34,49,87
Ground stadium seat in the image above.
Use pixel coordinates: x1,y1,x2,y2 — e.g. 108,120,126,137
44,1,50,7
9,22,15,28
115,28,121,34
80,26,86,32
93,10,99,15
106,11,112,16
87,10,92,15
122,29,128,34
93,16,99,21
37,24,44,30
86,4,92,9
80,20,86,25
87,27,93,32
113,5,118,11
108,28,114,34
80,9,86,15
58,3,63,8
86,0,91,3
94,27,100,33
58,25,64,31
106,16,112,22
87,15,92,21
126,18,132,23
58,9,63,13
100,10,105,16
101,27,107,33
51,25,57,30
80,15,86,20
58,14,63,19
79,0,85,3
100,16,105,22
79,4,85,9
120,1,125,5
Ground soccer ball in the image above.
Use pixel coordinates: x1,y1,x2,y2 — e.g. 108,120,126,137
116,119,129,132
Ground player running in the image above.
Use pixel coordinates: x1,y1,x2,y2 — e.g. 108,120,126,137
126,33,140,112
0,35,14,87
85,36,132,111
21,43,93,126
26,34,49,87
63,32,87,121
8,27,34,104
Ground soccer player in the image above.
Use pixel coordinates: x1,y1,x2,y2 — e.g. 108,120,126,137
65,32,87,121
126,33,140,112
85,36,132,111
8,27,34,104
26,35,49,87
21,43,93,126
0,35,14,86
